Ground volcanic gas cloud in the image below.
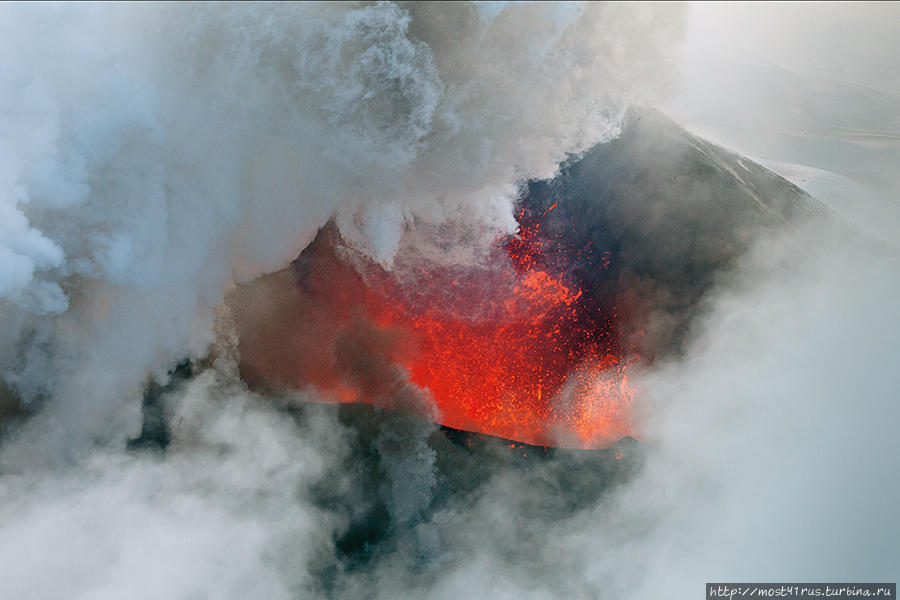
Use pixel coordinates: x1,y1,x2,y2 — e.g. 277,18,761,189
231,199,639,449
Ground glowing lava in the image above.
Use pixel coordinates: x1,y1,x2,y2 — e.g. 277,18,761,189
232,203,637,448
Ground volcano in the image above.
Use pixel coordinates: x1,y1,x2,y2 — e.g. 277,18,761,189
228,107,827,449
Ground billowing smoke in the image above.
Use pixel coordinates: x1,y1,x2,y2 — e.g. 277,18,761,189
0,1,683,453
1,2,899,599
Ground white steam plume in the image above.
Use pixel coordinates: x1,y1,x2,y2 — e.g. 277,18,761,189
0,2,684,452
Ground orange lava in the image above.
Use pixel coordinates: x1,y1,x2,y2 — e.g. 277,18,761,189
362,263,634,447
233,207,637,448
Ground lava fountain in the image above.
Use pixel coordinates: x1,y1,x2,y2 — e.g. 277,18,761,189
230,200,640,448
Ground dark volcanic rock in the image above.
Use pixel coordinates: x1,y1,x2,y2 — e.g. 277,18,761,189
310,402,643,581
519,106,828,357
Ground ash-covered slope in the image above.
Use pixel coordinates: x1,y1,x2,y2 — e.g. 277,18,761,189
518,106,829,359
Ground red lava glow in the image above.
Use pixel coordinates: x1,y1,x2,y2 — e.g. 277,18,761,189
233,206,638,449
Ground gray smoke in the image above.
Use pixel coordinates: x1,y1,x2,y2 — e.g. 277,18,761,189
0,1,683,454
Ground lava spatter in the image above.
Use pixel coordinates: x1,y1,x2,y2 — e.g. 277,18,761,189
234,203,637,448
